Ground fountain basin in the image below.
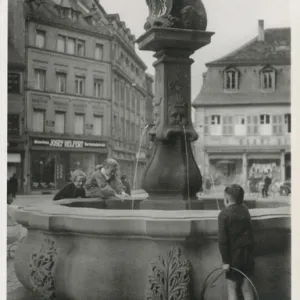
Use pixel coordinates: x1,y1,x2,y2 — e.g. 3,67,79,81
13,204,290,300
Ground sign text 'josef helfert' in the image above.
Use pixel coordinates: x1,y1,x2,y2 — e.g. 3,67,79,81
32,138,106,149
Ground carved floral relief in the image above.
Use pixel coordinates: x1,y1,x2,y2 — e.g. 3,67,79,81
146,247,191,300
29,238,58,300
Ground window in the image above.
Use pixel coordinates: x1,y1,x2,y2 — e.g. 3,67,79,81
132,94,135,111
204,116,209,135
113,115,118,136
120,118,124,139
224,69,239,90
36,30,45,48
67,38,75,55
234,115,246,136
34,69,45,90
74,114,84,135
8,73,20,94
93,115,103,136
75,76,85,95
126,87,130,109
33,110,45,132
285,113,291,133
55,111,65,134
57,35,66,52
120,84,125,106
131,123,135,141
272,115,283,135
222,116,233,135
94,79,103,98
126,120,130,140
136,96,140,113
95,44,103,60
77,40,85,56
210,115,221,136
56,73,66,93
260,67,276,91
8,114,20,136
247,116,258,135
260,114,272,135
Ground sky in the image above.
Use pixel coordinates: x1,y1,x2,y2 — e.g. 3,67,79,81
100,0,290,102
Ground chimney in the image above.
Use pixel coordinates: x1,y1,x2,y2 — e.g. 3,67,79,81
258,19,264,42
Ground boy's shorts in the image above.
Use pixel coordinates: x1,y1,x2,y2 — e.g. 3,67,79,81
226,246,255,282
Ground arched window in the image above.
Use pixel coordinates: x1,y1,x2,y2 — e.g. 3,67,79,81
223,67,240,91
260,66,276,91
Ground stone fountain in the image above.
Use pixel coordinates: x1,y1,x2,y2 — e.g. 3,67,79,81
12,1,291,300
137,0,214,210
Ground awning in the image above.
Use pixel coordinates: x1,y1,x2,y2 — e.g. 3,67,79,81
7,153,21,163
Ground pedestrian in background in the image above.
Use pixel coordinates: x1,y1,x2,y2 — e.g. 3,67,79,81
121,174,131,196
53,169,86,201
8,174,18,199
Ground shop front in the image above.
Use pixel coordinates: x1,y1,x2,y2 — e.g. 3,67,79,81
30,137,108,192
7,140,26,193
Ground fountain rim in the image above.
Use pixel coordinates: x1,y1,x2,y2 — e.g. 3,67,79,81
11,204,290,238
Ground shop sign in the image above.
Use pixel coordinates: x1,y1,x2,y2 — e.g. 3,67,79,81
32,138,106,149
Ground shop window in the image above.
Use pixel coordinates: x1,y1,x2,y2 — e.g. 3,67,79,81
260,114,272,136
55,111,65,134
75,76,85,95
210,115,221,136
56,73,66,93
224,67,239,91
93,79,103,98
74,113,84,135
76,39,85,56
67,38,75,55
272,115,283,135
93,115,103,136
34,69,45,90
32,109,45,132
36,30,45,48
95,43,103,60
57,35,66,52
31,153,55,190
247,115,258,135
222,116,233,135
234,115,246,136
285,113,291,133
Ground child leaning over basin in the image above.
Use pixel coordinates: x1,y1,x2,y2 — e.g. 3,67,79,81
218,184,255,300
53,169,86,201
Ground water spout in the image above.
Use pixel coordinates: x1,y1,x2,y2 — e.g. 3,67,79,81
132,124,149,209
182,125,191,210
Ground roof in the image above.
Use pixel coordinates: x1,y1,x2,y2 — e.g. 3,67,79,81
206,27,291,66
192,90,290,107
25,0,111,37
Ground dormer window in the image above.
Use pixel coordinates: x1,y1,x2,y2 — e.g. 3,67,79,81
260,66,276,91
224,67,240,91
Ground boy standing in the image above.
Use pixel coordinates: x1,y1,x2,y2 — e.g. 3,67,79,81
218,184,255,300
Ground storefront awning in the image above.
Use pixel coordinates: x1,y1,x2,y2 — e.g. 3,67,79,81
7,153,21,163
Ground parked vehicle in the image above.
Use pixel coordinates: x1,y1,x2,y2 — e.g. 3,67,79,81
279,180,291,196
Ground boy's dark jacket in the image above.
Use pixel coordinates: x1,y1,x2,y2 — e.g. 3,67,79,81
218,203,255,264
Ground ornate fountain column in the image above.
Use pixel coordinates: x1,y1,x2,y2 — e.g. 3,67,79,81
136,0,214,209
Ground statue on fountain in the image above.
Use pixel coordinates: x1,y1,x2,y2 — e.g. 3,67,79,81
144,0,207,31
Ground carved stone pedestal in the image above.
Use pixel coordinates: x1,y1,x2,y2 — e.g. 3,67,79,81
136,25,214,210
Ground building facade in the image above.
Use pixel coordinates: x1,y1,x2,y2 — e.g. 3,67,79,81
8,0,153,194
192,20,291,191
7,0,26,193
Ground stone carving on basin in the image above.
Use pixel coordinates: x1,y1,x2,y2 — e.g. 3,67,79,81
146,247,191,300
29,237,58,300
144,0,207,31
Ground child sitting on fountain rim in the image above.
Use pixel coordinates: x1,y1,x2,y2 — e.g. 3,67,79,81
218,184,255,300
